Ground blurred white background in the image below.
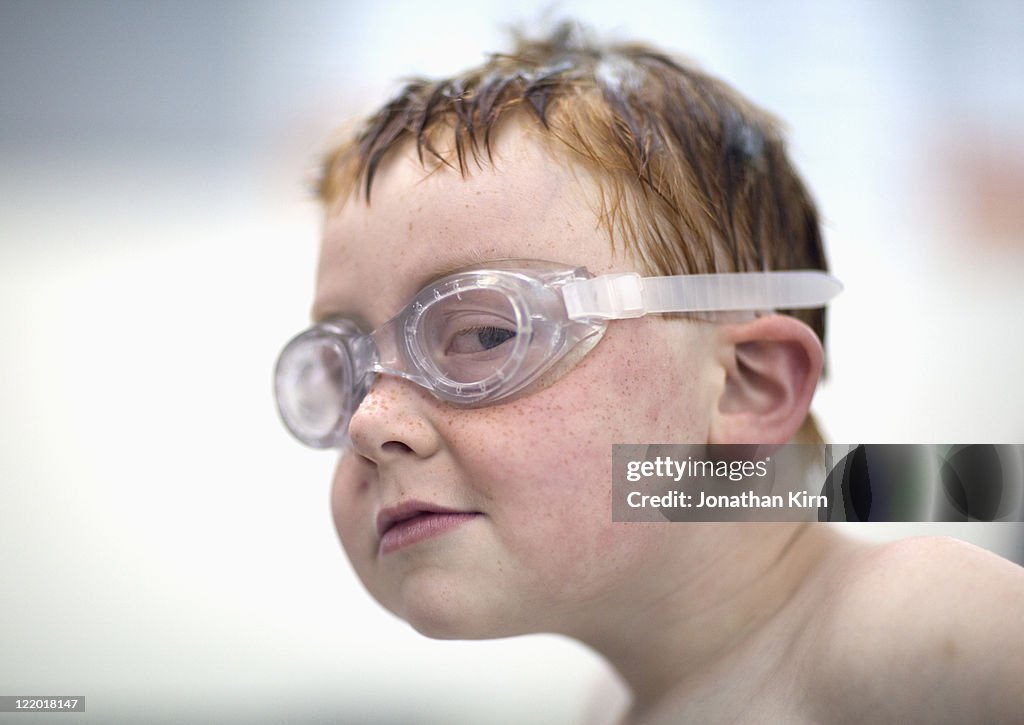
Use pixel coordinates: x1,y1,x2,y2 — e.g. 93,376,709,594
1,1,1022,723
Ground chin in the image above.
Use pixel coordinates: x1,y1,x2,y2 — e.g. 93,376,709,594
387,572,527,640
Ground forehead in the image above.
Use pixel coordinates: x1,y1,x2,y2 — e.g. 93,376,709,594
312,129,628,326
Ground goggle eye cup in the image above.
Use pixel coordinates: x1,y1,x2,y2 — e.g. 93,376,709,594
274,327,361,449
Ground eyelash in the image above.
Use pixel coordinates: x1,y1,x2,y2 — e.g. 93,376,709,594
449,325,516,353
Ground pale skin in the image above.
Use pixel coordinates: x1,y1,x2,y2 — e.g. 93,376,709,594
312,123,1024,723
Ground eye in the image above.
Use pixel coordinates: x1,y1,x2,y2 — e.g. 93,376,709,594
447,325,517,354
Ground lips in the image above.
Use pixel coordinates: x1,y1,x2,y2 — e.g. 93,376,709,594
376,501,480,555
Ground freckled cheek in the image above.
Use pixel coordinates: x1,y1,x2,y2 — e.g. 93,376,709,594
438,402,618,568
588,324,711,439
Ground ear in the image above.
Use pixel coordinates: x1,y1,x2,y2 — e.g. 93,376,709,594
709,314,824,445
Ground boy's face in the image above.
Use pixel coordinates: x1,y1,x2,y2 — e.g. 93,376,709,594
314,128,721,638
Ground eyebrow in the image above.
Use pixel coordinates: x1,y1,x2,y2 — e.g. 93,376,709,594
418,247,508,282
310,245,521,328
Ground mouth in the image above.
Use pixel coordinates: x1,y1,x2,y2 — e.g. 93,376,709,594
376,501,481,555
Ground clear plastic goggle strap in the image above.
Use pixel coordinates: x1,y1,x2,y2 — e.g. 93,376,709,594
561,271,842,320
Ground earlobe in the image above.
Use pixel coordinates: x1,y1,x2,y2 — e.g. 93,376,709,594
709,315,824,445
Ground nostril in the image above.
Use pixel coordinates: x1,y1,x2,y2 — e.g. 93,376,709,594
381,440,414,455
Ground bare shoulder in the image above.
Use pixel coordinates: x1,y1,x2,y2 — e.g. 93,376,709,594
804,535,1024,724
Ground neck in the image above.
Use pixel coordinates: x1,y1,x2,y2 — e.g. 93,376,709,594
567,524,851,720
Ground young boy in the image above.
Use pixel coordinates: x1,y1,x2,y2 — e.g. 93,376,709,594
275,23,1024,723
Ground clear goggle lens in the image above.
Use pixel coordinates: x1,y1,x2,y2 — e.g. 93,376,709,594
274,323,370,449
418,286,521,385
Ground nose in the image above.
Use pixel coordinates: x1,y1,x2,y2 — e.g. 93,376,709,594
347,374,443,463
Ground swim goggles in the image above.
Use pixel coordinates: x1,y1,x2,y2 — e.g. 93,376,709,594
274,260,841,448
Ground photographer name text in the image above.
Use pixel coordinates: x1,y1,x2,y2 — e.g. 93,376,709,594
627,489,828,509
